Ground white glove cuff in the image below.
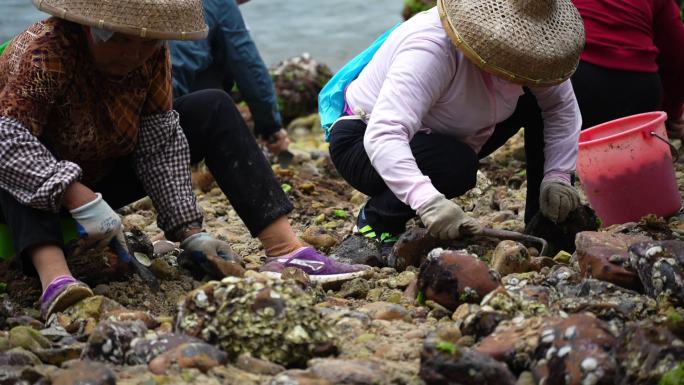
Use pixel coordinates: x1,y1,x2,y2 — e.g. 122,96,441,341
69,192,103,214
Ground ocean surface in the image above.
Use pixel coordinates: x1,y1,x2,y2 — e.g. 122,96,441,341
0,0,403,70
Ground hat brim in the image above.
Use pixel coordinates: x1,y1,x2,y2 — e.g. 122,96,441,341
34,0,208,41
437,0,583,87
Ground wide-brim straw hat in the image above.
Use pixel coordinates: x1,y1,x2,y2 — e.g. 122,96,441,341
33,0,208,41
437,0,585,86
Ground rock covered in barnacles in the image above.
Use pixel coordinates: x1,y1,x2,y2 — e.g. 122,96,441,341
555,279,657,322
615,322,684,384
418,249,500,311
629,240,684,305
176,276,336,367
575,231,649,290
452,303,511,340
420,332,516,385
476,316,560,371
82,319,147,365
531,313,617,385
491,241,531,277
269,54,332,123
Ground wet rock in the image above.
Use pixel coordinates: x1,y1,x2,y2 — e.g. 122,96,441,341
387,227,439,271
52,295,125,335
418,248,500,311
34,344,83,366
420,333,516,385
104,309,160,329
616,322,684,384
301,226,340,250
0,347,41,366
452,303,511,340
236,353,286,375
82,319,148,364
51,361,115,385
9,326,51,352
270,54,332,123
337,278,372,299
176,276,336,367
148,342,227,374
629,240,684,305
358,302,410,322
269,370,333,385
7,316,43,330
387,270,417,289
330,235,383,267
476,316,559,371
555,279,657,321
575,231,648,290
491,241,531,276
531,313,617,385
525,205,600,256
149,258,179,280
128,332,200,365
529,256,556,272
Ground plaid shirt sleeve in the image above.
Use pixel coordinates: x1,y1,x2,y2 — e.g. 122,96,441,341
134,110,203,238
0,115,82,212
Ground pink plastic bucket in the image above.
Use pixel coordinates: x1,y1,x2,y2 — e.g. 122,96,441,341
577,111,681,226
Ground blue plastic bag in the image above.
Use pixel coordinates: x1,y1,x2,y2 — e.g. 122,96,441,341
318,24,401,141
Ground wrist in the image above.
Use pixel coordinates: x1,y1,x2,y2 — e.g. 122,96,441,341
63,183,98,211
168,222,204,243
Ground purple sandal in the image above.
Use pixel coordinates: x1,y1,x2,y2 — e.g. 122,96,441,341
40,275,93,320
259,247,371,283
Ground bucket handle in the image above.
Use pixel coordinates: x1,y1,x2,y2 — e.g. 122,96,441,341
650,131,680,163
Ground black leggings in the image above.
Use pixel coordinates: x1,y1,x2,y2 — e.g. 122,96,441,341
571,60,662,130
0,89,292,262
329,90,545,234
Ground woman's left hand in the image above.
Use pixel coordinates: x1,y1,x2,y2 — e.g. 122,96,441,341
263,129,290,155
179,232,245,278
539,180,581,223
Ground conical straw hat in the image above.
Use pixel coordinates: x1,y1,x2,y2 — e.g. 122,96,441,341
438,0,585,86
33,0,208,41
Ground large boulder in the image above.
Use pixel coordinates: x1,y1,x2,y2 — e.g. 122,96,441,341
629,240,684,305
176,276,336,367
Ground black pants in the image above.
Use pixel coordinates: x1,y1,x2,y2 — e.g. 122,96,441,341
329,91,544,234
571,60,662,130
0,89,292,262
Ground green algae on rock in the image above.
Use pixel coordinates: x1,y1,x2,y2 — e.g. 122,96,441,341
176,276,336,367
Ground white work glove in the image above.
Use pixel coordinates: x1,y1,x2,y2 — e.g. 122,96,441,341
69,193,129,259
539,179,581,223
417,195,483,240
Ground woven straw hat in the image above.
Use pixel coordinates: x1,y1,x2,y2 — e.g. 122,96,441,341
33,0,208,40
438,0,584,86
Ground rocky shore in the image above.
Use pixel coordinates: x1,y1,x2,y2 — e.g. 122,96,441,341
0,54,682,385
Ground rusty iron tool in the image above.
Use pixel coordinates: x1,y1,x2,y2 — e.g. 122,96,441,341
480,228,549,256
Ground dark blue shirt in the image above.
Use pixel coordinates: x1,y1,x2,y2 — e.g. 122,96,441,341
170,0,282,137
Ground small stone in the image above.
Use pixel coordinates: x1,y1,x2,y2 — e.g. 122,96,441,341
149,258,179,280
236,353,286,375
302,226,340,250
52,361,115,385
9,326,51,352
338,278,372,299
388,271,417,288
359,302,410,322
7,316,43,330
421,334,516,385
418,249,500,311
491,241,531,276
0,347,41,366
552,250,572,264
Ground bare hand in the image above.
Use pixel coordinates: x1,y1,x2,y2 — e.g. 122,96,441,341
263,129,290,155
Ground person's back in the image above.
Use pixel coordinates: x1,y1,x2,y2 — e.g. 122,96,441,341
571,0,684,131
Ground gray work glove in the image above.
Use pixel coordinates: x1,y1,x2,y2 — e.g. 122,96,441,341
180,232,244,278
539,179,581,223
417,195,483,240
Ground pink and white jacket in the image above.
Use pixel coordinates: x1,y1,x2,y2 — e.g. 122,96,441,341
344,7,581,212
